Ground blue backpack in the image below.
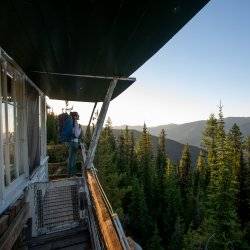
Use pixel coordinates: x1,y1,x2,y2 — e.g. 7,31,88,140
58,113,73,142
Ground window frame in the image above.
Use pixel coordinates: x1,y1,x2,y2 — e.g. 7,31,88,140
0,61,27,190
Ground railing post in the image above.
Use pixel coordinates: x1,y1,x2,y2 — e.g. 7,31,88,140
84,78,117,169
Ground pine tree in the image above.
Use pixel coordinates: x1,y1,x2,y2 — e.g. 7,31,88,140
178,144,194,230
136,123,155,211
162,159,182,247
178,144,192,191
203,106,242,249
242,137,250,223
227,124,243,177
156,129,167,181
202,113,218,184
47,112,58,144
94,118,128,218
239,137,250,246
84,125,92,149
146,224,163,250
194,150,207,196
169,216,184,250
155,129,167,229
127,178,151,248
192,150,207,231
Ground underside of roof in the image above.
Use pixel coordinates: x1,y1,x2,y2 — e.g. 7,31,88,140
0,0,209,102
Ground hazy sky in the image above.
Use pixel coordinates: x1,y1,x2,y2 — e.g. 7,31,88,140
48,0,250,126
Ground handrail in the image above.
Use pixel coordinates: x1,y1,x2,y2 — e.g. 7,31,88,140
80,143,130,250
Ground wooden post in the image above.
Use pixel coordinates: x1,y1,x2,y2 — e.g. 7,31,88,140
85,78,117,169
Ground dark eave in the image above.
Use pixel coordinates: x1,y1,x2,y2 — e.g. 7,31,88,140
0,0,209,102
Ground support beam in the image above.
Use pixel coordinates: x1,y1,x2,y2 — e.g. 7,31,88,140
86,102,97,135
32,71,136,82
84,78,117,169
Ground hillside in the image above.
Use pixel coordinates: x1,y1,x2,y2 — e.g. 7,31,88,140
114,117,250,147
112,129,200,165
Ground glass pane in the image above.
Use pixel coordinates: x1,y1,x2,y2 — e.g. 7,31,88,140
2,103,6,144
9,143,15,165
18,142,24,175
16,79,23,107
7,76,14,103
8,104,16,143
3,145,9,186
3,144,6,169
9,143,17,181
3,145,8,187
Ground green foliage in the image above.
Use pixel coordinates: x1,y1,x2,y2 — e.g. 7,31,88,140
91,109,249,249
94,119,129,218
179,144,192,191
147,224,164,250
47,112,58,144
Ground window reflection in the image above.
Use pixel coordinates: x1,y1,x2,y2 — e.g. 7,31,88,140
10,143,16,181
8,104,16,143
7,76,14,103
1,69,25,186
2,104,6,144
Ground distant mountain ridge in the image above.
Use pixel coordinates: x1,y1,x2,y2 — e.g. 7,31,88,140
114,117,250,147
82,126,200,165
112,129,200,166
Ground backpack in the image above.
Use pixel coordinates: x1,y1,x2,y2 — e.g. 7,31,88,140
58,113,73,142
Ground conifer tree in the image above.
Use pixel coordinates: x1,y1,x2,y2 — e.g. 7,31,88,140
178,144,194,229
147,224,163,250
178,144,191,190
127,130,138,177
169,216,184,250
239,137,250,246
202,113,218,184
227,123,243,178
95,118,128,218
203,106,242,249
47,112,58,144
127,179,151,247
194,150,207,196
156,129,167,181
136,123,155,211
161,159,182,247
84,125,92,149
241,137,250,225
155,129,167,227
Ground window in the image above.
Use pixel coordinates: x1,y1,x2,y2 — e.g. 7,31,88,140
1,67,25,187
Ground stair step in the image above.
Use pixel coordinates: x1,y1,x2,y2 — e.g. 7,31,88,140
43,210,74,219
29,227,91,250
43,215,75,225
43,198,75,207
43,204,74,214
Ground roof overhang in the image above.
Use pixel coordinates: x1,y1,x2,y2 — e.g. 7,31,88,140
0,0,209,102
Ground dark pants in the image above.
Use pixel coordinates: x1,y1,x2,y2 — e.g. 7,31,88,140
67,141,79,176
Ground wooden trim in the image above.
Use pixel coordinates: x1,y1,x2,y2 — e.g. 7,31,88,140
0,202,28,250
86,171,123,250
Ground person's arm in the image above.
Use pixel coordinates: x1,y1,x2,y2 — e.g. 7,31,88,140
74,122,82,138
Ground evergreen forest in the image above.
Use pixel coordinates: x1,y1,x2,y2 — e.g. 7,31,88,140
47,108,250,250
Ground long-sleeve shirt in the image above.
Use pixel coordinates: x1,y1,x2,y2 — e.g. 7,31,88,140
73,121,81,138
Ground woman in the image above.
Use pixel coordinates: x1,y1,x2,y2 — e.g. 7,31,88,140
67,112,81,176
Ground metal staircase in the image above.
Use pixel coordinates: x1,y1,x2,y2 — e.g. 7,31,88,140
34,178,83,236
